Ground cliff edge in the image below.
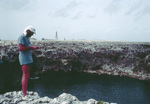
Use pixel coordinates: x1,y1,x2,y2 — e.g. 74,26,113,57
0,40,150,92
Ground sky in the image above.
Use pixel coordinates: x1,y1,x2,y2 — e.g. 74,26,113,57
0,0,150,42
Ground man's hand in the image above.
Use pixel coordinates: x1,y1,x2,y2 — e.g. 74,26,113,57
30,46,39,50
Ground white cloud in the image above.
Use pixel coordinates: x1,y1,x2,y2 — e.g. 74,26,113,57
104,0,122,15
0,0,150,42
0,0,33,10
125,0,150,21
54,1,80,18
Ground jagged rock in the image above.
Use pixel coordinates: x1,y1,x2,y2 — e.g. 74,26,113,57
144,54,150,67
51,93,78,104
0,91,116,104
0,40,150,92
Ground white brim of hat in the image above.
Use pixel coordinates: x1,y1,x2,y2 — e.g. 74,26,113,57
23,26,36,35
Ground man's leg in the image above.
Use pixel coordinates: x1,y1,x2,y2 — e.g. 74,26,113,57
21,65,30,97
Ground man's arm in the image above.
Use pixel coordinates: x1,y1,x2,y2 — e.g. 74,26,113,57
18,44,31,51
18,44,39,51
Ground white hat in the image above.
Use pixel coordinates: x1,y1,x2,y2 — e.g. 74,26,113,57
23,26,36,35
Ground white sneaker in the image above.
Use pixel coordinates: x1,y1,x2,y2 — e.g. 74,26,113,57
22,95,28,100
22,95,32,101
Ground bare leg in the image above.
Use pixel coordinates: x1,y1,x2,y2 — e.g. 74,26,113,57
21,65,30,97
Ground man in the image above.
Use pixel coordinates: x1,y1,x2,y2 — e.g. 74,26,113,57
18,26,39,98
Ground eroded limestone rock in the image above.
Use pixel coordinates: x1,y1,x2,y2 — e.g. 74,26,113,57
0,40,150,92
0,91,116,104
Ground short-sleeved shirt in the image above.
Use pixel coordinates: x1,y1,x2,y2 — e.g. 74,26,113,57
18,34,33,65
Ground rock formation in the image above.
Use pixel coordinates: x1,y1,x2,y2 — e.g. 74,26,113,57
0,91,116,104
0,40,150,92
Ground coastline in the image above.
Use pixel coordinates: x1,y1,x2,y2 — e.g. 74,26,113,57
0,40,150,104
83,69,150,80
0,40,150,91
0,40,150,81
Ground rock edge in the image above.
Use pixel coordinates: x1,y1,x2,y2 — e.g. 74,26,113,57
0,91,117,104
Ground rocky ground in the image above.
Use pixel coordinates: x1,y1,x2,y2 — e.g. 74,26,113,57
0,91,116,104
0,40,150,92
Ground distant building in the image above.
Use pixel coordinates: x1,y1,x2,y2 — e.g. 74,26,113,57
42,38,45,40
55,31,58,40
31,38,37,40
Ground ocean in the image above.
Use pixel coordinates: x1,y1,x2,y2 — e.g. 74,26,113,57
26,72,150,104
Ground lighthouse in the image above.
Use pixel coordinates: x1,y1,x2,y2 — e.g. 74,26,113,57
55,31,58,40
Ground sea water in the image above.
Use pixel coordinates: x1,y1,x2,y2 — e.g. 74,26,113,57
27,72,150,104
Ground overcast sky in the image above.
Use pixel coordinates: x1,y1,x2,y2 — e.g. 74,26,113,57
0,0,150,42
